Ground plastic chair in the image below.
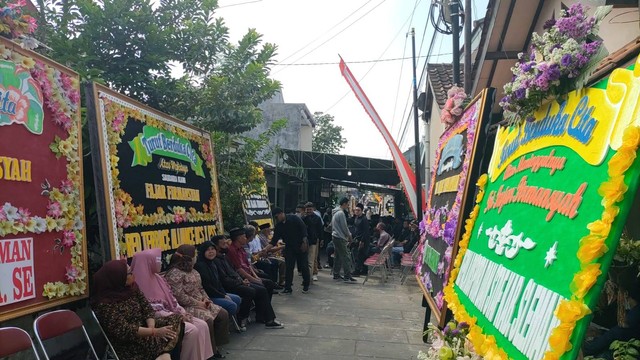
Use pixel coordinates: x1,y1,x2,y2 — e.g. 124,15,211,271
399,243,421,284
0,327,41,359
90,310,120,360
362,241,394,285
34,310,99,360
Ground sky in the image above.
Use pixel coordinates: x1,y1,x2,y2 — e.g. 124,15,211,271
214,0,489,160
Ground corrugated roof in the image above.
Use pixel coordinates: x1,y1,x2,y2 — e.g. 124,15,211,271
427,64,464,109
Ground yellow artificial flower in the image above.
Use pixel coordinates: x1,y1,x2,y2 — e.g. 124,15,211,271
542,350,561,360
20,56,35,69
45,217,58,231
55,282,69,297
43,282,58,299
548,322,575,354
577,235,608,264
620,126,640,150
572,264,602,299
587,219,611,238
555,299,591,323
608,148,636,177
601,205,620,225
598,175,628,207
12,222,25,233
24,218,37,233
476,173,488,188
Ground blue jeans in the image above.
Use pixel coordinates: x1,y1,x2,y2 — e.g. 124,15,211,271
211,293,242,317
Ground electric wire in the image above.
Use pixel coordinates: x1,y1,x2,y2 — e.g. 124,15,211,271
276,0,375,65
271,55,439,66
273,0,388,75
322,1,420,114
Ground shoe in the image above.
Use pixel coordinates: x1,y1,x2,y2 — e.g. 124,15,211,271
238,318,248,332
265,320,284,329
324,264,331,268
280,288,293,295
312,275,318,281
350,273,360,278
343,276,358,283
213,351,226,359
333,275,344,281
274,284,284,290
302,287,309,294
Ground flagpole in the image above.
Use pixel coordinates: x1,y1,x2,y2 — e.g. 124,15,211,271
411,28,422,221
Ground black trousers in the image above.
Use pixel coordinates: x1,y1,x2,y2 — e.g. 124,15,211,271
255,260,280,283
284,246,310,290
229,283,276,323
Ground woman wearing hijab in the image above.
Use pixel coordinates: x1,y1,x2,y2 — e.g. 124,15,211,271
165,245,230,358
92,260,183,360
131,248,215,360
194,240,242,317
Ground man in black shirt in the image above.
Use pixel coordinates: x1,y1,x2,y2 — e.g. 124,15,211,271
351,203,371,276
303,202,323,282
266,207,310,294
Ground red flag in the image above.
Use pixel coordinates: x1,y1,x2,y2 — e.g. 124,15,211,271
339,56,422,217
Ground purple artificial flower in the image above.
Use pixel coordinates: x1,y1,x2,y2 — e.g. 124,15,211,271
582,41,601,56
547,63,561,81
514,87,526,100
451,329,461,336
443,220,457,244
458,321,469,329
560,54,572,67
543,18,556,30
526,116,536,122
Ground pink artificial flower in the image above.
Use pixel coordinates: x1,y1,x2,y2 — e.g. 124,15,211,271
65,265,79,282
17,207,30,224
60,179,74,194
68,90,80,105
174,214,185,224
7,0,26,9
62,230,76,247
47,201,62,218
24,15,37,33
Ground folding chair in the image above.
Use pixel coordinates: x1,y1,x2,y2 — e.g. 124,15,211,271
399,243,420,284
362,241,394,285
0,327,41,359
34,310,99,360
90,310,120,360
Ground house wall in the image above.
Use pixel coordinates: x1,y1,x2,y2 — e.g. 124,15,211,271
426,100,445,179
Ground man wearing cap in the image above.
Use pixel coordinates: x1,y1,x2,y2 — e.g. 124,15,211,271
351,203,371,276
267,207,310,294
227,227,277,297
332,197,358,282
303,202,323,282
210,235,284,329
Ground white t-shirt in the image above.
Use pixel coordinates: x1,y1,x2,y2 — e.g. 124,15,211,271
248,236,263,254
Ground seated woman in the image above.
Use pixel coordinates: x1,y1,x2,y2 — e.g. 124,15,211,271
165,245,230,358
195,240,242,317
92,260,183,360
132,248,215,360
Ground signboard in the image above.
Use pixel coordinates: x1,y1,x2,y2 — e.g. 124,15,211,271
242,184,273,228
0,38,88,321
416,89,494,326
87,84,223,259
445,57,640,360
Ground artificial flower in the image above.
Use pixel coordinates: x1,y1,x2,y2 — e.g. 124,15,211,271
621,126,640,150
598,175,628,207
586,219,611,238
548,322,575,354
571,263,601,299
476,174,488,188
577,235,607,263
608,148,636,177
43,282,58,299
600,205,620,225
555,299,591,323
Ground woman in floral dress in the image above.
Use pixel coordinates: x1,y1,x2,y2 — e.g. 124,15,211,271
132,248,215,360
165,245,230,358
92,260,184,360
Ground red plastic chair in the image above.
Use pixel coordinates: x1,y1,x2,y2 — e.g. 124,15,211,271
33,310,99,360
0,327,41,359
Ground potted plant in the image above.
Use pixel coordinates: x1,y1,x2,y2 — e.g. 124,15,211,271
610,231,640,289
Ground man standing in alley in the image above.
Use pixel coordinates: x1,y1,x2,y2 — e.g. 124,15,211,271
268,208,310,294
332,197,358,283
303,202,323,282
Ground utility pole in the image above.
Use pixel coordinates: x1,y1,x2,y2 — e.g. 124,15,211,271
449,0,461,86
411,28,422,222
464,0,472,94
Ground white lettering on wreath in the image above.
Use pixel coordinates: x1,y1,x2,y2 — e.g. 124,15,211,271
485,220,536,259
